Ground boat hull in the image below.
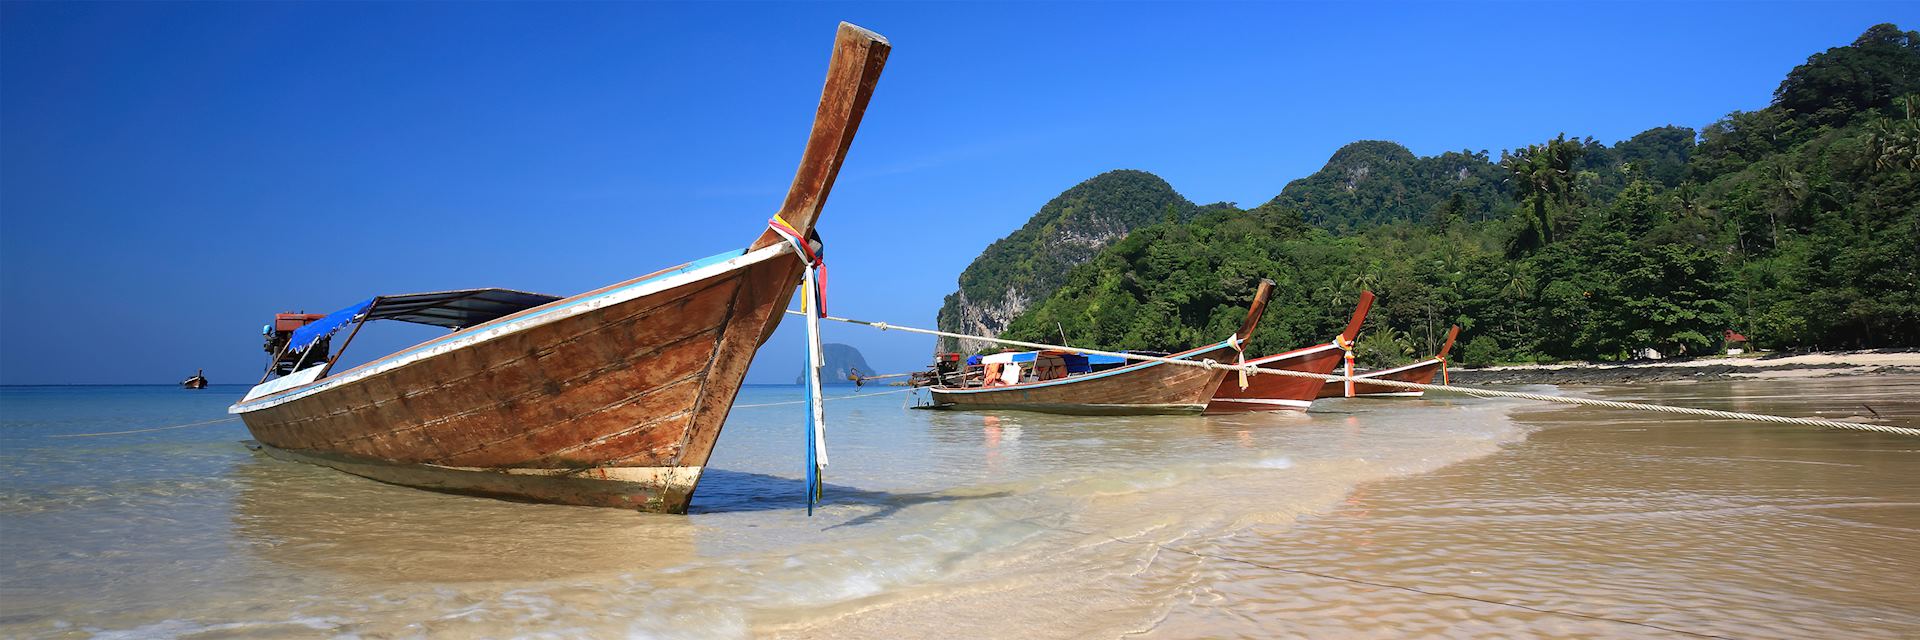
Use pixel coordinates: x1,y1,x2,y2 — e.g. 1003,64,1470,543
234,249,804,513
1317,358,1443,398
1206,343,1345,413
247,440,704,510
927,343,1237,415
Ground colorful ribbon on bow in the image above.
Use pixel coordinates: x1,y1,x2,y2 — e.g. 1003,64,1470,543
769,215,829,514
1227,333,1249,390
1334,334,1356,398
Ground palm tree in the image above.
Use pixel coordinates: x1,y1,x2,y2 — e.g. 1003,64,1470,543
1501,134,1587,252
1766,162,1805,247
1866,94,1920,172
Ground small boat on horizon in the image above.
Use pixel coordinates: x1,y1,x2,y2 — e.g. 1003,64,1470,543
226,23,891,513
181,369,208,390
922,280,1275,415
1206,291,1373,413
1318,325,1461,398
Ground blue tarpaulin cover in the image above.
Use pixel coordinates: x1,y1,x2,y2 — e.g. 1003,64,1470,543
1086,354,1128,366
280,288,564,356
286,298,375,354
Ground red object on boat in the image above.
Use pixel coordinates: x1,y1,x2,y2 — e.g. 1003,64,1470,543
274,313,326,332
1206,291,1373,413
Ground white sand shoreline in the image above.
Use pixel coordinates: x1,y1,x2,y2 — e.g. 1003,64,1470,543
1454,349,1920,382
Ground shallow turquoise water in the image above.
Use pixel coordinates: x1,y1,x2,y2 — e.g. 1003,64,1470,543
0,383,1534,637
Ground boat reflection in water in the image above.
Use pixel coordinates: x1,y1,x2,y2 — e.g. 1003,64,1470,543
228,457,697,583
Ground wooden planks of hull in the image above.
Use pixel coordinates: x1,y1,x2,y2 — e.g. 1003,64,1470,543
1315,359,1443,398
1317,325,1458,399
239,253,801,512
1207,291,1373,414
1206,344,1346,413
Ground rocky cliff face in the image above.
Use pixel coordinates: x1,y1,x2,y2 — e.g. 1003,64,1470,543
796,343,875,385
935,170,1197,353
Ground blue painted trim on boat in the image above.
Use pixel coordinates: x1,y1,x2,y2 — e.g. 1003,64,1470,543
935,340,1232,394
235,247,748,409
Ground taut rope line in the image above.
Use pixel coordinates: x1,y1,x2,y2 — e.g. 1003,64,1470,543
734,386,916,408
784,310,1920,438
48,416,243,438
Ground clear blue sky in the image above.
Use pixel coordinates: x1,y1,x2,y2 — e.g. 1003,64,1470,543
0,2,1907,385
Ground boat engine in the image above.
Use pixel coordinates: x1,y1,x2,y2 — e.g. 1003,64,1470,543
263,312,329,376
911,352,965,387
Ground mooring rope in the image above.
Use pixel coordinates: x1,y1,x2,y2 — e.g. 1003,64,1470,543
734,386,917,408
47,416,243,438
784,310,1920,438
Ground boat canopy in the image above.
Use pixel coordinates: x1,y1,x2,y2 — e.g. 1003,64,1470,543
981,352,1032,364
976,350,1123,373
285,288,561,354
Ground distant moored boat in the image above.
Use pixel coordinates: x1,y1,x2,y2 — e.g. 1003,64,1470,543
181,369,208,390
1318,325,1461,398
924,280,1274,415
1207,291,1373,413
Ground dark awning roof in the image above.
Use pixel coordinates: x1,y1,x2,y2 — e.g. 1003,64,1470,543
367,288,562,329
281,288,562,355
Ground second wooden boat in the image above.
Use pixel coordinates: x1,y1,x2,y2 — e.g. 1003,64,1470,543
925,280,1274,415
1318,325,1461,398
1206,291,1373,413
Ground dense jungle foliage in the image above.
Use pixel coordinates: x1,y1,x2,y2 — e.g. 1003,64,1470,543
996,24,1920,366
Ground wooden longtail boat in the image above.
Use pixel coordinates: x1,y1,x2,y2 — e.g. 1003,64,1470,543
926,280,1274,415
1317,325,1461,398
227,23,891,513
1206,291,1373,413
181,369,209,390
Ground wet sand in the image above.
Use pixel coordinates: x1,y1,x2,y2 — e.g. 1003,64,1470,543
1139,375,1920,639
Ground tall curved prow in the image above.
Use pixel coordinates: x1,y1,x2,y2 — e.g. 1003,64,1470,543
1436,324,1462,359
750,22,891,348
752,23,891,250
1235,278,1278,344
1339,290,1376,345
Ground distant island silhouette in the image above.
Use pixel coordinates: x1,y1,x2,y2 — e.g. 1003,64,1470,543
797,343,875,385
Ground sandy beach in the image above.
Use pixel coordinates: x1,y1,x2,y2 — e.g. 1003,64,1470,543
1452,350,1920,386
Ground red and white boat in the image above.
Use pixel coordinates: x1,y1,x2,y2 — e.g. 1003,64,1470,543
1206,292,1373,413
1317,325,1461,398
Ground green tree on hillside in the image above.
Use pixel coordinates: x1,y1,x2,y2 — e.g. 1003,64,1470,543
1501,134,1588,254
